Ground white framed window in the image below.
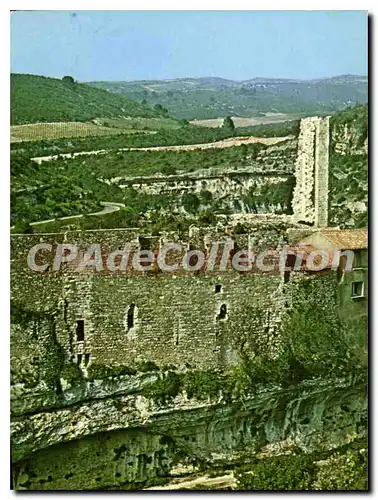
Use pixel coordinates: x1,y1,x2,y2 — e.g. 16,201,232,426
351,281,364,298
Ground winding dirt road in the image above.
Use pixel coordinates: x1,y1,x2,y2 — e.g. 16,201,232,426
28,202,125,227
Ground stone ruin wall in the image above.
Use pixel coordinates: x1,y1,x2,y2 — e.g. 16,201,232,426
314,117,330,228
292,116,330,227
10,227,290,380
10,223,345,421
10,117,334,424
11,225,350,482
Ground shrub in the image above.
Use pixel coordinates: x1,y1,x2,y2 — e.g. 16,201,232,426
235,454,315,491
86,364,137,381
200,190,213,203
136,360,160,372
312,448,368,491
60,362,84,387
141,371,181,404
160,165,177,175
182,371,225,400
182,193,200,213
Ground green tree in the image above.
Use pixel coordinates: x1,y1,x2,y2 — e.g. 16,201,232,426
222,116,235,132
182,193,200,213
235,454,316,491
62,76,75,84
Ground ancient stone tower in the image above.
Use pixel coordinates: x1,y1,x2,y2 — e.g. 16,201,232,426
292,116,330,227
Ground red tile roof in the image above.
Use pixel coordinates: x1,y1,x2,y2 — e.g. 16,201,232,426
316,229,368,250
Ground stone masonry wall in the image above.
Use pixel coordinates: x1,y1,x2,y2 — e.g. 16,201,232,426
292,118,316,223
10,226,290,381
292,116,330,226
314,117,330,228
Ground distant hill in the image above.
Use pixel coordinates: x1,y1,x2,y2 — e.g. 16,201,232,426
11,74,168,125
87,74,368,120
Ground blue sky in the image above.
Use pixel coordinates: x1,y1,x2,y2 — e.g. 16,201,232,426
11,10,368,82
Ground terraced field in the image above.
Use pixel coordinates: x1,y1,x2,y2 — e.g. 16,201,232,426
96,116,182,130
10,122,153,143
31,134,293,164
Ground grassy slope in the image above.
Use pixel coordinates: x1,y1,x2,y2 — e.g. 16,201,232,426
11,73,167,125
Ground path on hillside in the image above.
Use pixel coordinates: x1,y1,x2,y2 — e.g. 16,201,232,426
26,202,125,227
31,135,293,164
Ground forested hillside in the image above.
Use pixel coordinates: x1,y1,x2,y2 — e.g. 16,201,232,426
11,73,168,125
88,74,368,120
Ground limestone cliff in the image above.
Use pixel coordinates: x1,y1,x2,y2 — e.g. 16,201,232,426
329,105,368,228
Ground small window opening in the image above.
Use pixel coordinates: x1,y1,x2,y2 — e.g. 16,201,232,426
77,354,83,365
56,379,63,395
352,281,364,298
127,304,135,329
76,320,84,341
84,353,91,366
217,304,227,320
354,252,362,268
285,254,297,270
215,284,222,294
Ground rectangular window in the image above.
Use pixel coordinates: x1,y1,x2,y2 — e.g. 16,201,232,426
127,304,135,329
351,281,364,298
76,320,85,341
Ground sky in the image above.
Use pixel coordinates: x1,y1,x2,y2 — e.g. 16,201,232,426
10,10,368,82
